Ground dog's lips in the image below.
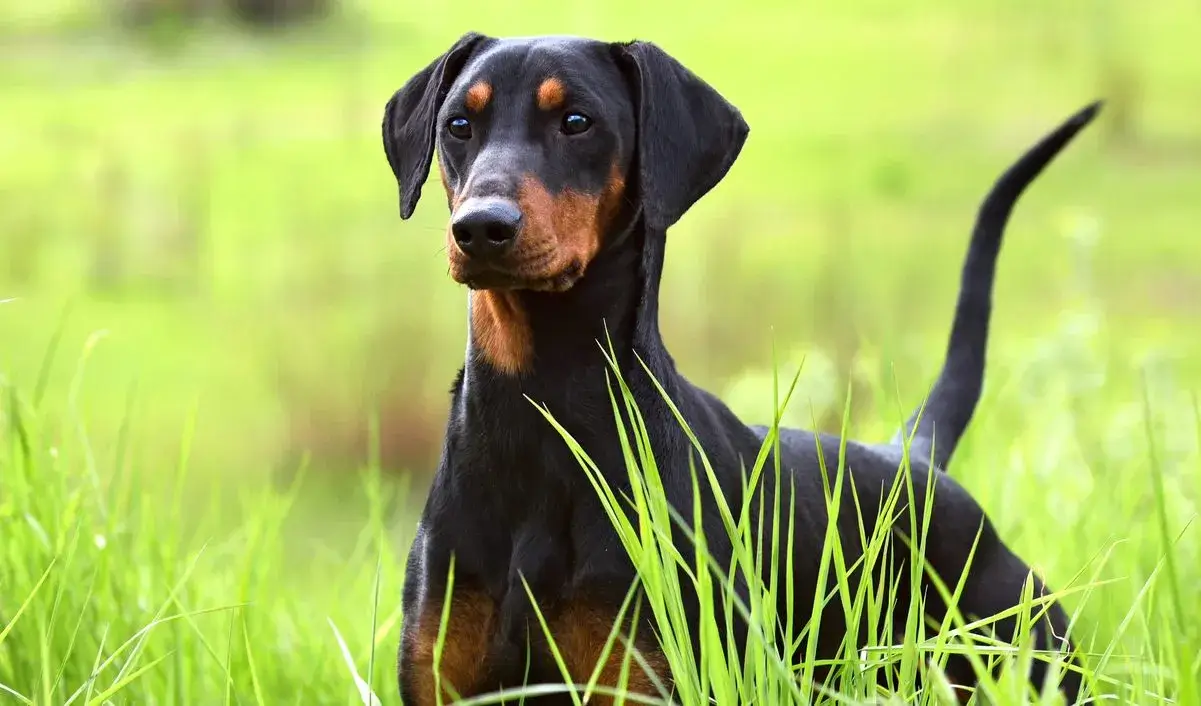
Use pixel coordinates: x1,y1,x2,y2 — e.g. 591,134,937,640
459,270,522,290
454,262,582,292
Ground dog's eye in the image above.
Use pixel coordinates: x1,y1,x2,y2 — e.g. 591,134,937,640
561,112,592,136
446,116,473,140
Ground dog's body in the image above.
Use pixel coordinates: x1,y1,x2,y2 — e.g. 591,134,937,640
382,33,1098,705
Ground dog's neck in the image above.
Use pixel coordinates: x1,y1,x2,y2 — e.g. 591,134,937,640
461,220,667,395
451,220,681,486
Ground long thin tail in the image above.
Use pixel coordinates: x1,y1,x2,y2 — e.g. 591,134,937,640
895,100,1103,470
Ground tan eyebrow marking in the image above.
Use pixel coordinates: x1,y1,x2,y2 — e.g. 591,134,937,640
465,81,492,112
536,77,566,111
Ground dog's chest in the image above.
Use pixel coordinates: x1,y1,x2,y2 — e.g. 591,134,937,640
432,469,628,607
407,474,641,696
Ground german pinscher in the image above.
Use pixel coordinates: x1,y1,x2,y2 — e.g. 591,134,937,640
382,32,1101,704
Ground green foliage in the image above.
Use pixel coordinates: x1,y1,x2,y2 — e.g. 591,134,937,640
111,0,335,36
1,0,1200,702
0,390,405,702
4,0,1201,483
2,330,1198,703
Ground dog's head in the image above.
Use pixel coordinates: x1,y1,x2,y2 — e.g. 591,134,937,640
382,33,749,292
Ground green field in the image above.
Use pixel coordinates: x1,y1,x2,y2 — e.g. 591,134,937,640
2,0,1200,702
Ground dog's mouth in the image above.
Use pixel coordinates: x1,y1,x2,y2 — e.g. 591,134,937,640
454,261,584,293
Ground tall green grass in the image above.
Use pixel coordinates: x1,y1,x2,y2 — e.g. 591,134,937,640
5,0,1201,486
2,327,1197,704
519,342,1193,704
1,334,411,703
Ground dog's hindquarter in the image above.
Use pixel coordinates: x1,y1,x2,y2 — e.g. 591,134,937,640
751,425,1079,690
565,357,1078,684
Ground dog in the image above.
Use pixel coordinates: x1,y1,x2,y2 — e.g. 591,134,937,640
381,32,1100,704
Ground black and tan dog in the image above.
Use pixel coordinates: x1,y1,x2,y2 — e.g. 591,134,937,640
382,32,1100,705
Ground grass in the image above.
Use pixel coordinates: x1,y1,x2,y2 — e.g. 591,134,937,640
1,359,412,704
1,0,1200,702
2,312,1199,703
3,0,1201,478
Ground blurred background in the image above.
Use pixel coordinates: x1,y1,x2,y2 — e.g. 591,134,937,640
2,0,1199,506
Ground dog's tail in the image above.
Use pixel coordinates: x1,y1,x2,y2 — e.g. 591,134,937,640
894,100,1103,470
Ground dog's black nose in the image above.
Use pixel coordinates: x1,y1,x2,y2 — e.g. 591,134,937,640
451,199,522,259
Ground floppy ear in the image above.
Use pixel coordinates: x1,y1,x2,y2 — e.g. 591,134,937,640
611,41,749,232
382,32,488,220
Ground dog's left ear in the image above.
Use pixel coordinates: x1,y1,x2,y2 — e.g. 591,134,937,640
611,41,749,232
382,32,488,220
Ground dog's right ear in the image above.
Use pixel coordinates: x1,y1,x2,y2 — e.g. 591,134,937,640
382,32,488,220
